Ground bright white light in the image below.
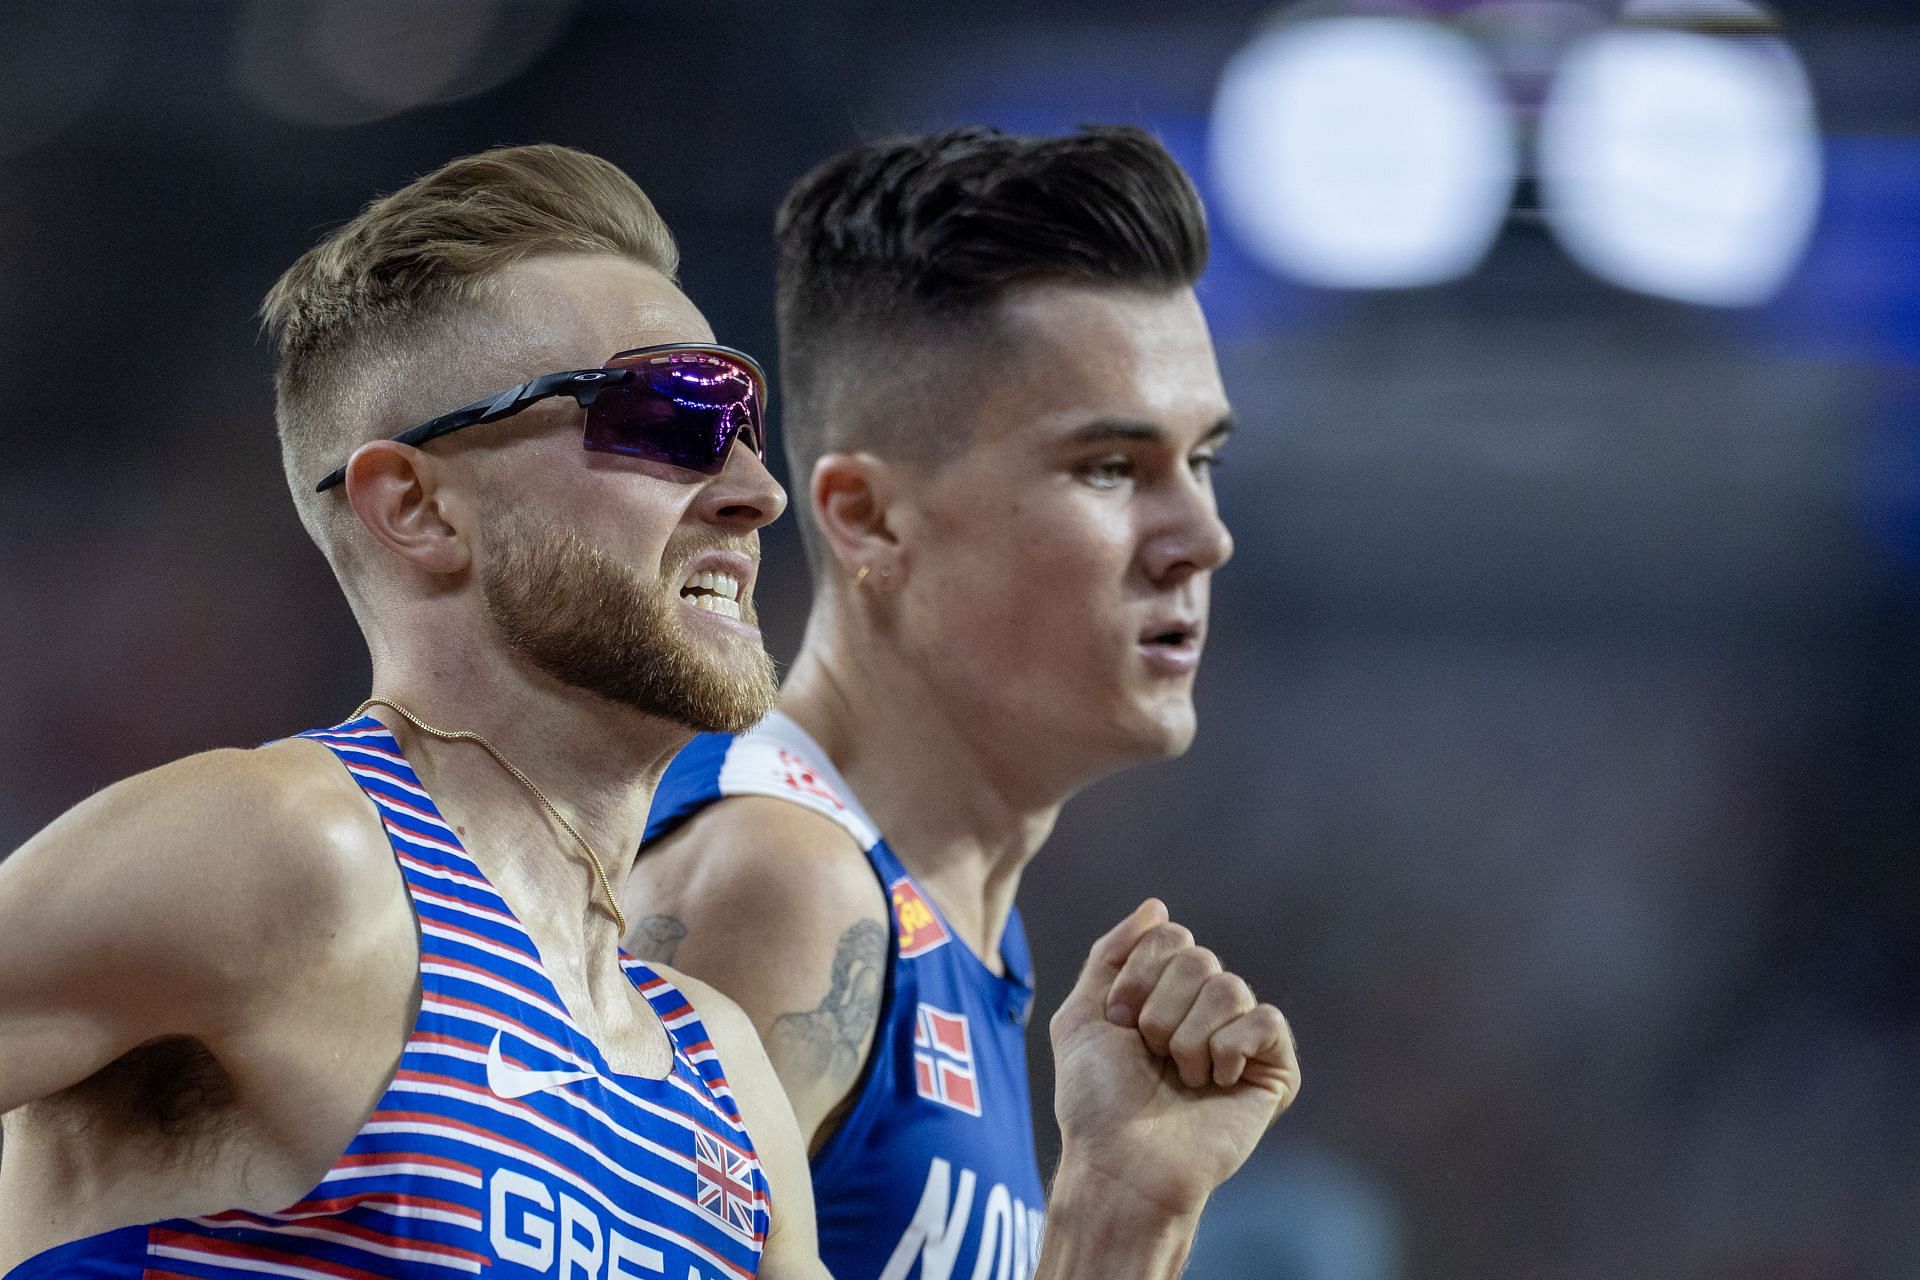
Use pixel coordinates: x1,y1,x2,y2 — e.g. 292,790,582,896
1537,26,1822,306
1209,17,1517,289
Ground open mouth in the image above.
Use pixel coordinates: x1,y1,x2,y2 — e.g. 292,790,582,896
680,569,744,620
1142,626,1195,648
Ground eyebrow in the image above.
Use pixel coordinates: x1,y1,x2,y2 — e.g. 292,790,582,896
1061,414,1237,448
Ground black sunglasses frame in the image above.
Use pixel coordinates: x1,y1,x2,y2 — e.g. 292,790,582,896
313,342,768,493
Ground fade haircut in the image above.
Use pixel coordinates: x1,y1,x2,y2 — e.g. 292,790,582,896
774,124,1209,572
261,143,678,569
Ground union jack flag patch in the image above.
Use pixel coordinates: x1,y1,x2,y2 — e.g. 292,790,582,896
694,1126,763,1240
912,1003,981,1117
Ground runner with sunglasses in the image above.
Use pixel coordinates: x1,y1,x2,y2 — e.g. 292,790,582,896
0,143,1294,1280
628,127,1290,1280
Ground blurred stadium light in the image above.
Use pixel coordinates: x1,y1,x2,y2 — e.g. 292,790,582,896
1211,1,1822,306
1209,14,1517,289
231,0,576,128
1538,4,1823,306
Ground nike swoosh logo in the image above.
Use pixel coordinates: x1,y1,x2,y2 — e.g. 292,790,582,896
486,1030,596,1100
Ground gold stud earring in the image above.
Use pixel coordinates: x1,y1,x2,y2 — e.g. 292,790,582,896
854,564,872,586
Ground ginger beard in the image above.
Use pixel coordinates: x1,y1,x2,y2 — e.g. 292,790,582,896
480,508,777,733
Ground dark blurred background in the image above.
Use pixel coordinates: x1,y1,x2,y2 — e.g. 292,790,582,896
1,2,1916,1277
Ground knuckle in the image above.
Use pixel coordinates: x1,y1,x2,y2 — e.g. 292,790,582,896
1204,970,1253,1009
1145,922,1193,954
1137,1009,1178,1044
1258,1005,1296,1051
1172,946,1219,979
1168,1020,1208,1056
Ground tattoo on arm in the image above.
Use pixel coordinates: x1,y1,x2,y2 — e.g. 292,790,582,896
768,919,887,1087
629,914,689,964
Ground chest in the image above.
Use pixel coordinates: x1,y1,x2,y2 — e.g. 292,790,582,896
821,941,1046,1196
812,957,1047,1280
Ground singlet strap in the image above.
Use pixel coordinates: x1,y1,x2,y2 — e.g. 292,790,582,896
623,961,748,1125
297,714,574,1021
299,716,497,888
711,711,882,847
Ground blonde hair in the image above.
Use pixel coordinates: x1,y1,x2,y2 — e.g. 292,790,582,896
261,143,679,559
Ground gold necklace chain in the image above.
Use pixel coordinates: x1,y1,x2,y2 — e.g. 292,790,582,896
354,697,628,936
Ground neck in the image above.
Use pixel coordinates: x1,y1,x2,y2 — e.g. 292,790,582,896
778,600,1071,966
364,646,690,945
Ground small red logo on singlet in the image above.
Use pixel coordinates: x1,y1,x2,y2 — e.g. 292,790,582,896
775,748,845,809
913,1004,982,1117
891,877,950,958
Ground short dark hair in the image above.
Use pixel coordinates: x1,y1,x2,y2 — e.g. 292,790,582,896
774,125,1209,571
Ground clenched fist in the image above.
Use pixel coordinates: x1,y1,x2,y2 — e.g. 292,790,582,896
1049,899,1299,1220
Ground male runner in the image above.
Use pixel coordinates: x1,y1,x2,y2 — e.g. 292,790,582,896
627,127,1263,1280
0,144,1295,1280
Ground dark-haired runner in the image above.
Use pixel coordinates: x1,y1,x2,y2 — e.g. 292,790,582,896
629,126,1287,1280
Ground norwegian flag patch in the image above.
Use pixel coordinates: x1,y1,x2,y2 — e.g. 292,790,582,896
912,1003,982,1117
694,1126,763,1240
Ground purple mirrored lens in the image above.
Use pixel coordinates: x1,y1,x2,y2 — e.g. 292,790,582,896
582,355,763,474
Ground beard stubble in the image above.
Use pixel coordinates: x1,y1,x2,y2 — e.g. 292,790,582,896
480,510,778,734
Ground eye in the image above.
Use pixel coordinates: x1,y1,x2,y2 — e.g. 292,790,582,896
1077,455,1135,489
1189,448,1224,476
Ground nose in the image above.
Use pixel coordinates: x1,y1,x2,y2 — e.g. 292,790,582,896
692,434,788,534
1140,476,1233,587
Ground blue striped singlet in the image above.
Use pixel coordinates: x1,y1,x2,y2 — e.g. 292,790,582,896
6,715,769,1280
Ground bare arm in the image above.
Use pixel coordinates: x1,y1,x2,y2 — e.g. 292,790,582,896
623,798,889,1148
0,741,394,1116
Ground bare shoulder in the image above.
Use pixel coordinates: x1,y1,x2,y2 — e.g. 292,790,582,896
626,794,887,954
0,735,407,1113
626,795,894,1144
2,737,397,986
226,736,401,931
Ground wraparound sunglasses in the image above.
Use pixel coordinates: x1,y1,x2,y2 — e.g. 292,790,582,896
314,343,768,492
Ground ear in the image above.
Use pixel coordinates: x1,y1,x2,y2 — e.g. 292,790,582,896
341,440,473,577
810,451,904,582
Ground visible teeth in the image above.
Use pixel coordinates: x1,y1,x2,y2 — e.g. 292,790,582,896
681,570,743,601
692,594,743,619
